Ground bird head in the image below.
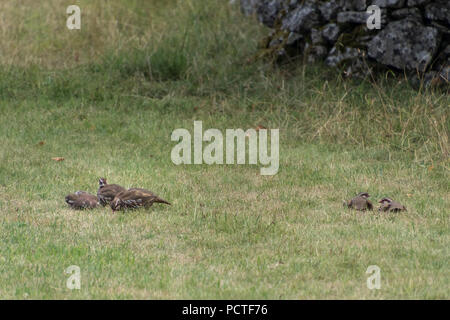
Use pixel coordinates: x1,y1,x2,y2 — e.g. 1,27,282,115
358,192,370,199
378,197,393,204
99,178,107,188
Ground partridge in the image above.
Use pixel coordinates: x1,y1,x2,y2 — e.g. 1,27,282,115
343,192,373,211
110,188,171,212
378,197,407,212
97,178,126,206
65,191,99,210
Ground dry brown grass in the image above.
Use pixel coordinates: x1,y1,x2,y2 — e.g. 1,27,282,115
0,0,176,68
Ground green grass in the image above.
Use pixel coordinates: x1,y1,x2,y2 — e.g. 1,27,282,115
0,0,449,299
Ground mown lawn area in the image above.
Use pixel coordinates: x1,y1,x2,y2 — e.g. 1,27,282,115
0,0,448,299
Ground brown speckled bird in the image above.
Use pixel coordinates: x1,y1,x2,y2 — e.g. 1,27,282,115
65,191,98,210
110,188,171,212
378,197,407,212
97,178,126,206
343,192,373,211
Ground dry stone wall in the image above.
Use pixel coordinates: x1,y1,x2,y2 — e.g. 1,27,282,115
240,0,449,88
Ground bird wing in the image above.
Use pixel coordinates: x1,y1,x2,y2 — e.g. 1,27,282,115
137,189,171,205
123,188,171,207
350,197,364,209
98,185,125,201
389,201,406,212
81,193,99,206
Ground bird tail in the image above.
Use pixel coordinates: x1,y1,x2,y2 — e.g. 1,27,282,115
154,197,171,205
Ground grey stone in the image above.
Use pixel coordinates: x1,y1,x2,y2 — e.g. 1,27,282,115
391,7,422,21
371,0,405,8
337,11,371,24
424,1,450,25
322,23,341,43
352,0,368,11
281,0,320,33
288,0,299,9
407,0,430,7
310,28,324,45
243,0,449,88
341,0,357,11
368,18,441,72
337,8,388,25
240,0,260,16
325,46,361,67
318,0,341,21
256,0,282,28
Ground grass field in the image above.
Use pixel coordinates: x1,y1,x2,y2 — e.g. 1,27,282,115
0,0,449,299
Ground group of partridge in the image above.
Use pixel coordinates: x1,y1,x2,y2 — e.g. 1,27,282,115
65,178,171,213
66,180,405,213
343,192,407,213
